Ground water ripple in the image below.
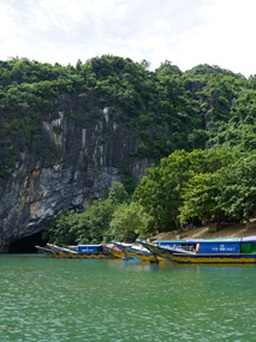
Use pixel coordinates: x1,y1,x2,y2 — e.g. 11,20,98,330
1,256,255,341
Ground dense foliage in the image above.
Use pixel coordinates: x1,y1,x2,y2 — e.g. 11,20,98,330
1,56,256,242
44,182,151,244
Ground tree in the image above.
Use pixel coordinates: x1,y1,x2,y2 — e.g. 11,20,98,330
77,199,114,243
179,151,256,224
107,181,129,204
134,150,206,233
77,182,129,243
108,201,153,241
134,148,237,232
179,172,222,224
43,209,79,245
216,153,256,220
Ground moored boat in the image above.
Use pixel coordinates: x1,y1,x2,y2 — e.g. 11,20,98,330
114,242,166,263
113,242,135,260
101,243,126,259
35,245,55,255
102,242,159,262
138,236,256,264
35,243,111,259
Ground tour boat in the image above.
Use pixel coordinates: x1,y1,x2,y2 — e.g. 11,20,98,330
35,245,55,255
137,236,256,264
112,242,138,260
113,242,166,263
101,243,126,259
35,243,111,259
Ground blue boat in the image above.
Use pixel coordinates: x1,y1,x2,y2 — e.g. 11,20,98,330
35,243,111,259
137,236,256,264
154,239,196,251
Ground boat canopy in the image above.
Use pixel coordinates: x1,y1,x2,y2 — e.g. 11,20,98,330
197,241,240,254
242,236,256,242
182,238,240,254
240,236,256,253
186,238,241,243
77,244,102,253
154,239,189,246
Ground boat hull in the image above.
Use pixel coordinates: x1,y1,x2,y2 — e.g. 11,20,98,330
125,245,169,263
46,251,111,259
168,253,256,264
101,245,126,259
124,248,159,262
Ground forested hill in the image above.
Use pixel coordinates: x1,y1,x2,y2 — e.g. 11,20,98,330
1,56,256,170
1,55,256,251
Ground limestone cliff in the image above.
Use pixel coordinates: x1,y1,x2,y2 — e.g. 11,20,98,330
0,95,151,252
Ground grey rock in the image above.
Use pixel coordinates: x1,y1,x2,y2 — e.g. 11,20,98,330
0,99,151,252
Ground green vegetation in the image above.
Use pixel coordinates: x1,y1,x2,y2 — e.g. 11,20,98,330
1,56,256,243
43,182,148,244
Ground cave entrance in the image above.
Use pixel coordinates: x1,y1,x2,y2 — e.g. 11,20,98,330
8,231,47,254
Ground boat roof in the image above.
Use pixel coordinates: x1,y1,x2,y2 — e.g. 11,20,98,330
155,237,253,243
241,236,256,242
77,244,102,247
150,236,256,245
186,238,241,243
154,239,189,243
113,242,133,247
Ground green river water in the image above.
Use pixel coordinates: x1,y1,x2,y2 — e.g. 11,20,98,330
0,254,256,342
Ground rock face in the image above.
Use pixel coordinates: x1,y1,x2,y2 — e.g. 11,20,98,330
0,96,151,252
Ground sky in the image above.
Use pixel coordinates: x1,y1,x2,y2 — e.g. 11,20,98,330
1,0,256,77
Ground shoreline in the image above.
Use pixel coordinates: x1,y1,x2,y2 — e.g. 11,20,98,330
150,222,256,241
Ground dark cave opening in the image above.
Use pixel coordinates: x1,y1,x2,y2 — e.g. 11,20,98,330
8,231,47,253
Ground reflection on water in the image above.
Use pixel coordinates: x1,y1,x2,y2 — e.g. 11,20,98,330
1,255,256,341
112,259,161,272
